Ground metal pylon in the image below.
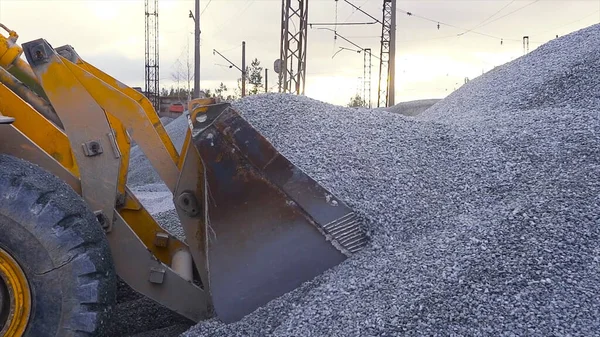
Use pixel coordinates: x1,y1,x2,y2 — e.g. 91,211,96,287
377,0,395,107
145,0,160,112
363,48,372,108
279,0,308,95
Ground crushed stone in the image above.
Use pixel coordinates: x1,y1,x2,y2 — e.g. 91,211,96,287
160,116,175,126
381,98,441,116
178,23,600,336
127,112,189,189
126,112,189,235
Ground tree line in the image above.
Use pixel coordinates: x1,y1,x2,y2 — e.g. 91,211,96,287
165,54,370,108
163,57,266,102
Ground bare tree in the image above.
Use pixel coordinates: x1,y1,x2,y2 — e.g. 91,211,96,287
170,40,195,102
171,59,184,101
184,37,194,101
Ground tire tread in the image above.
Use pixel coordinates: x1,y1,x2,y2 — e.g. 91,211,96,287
0,154,116,337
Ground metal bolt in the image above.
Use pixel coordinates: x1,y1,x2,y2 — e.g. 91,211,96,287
90,142,100,153
177,192,200,217
148,267,166,284
154,233,170,248
82,140,104,157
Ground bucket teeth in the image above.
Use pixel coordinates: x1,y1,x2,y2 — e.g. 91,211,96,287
322,212,368,254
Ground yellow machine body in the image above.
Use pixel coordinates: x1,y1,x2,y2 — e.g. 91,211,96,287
0,27,368,327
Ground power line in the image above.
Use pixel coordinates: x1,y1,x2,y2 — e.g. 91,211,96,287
399,34,460,43
474,0,541,29
334,0,339,34
332,46,360,59
458,0,516,36
344,35,381,38
318,27,363,51
309,21,377,26
529,9,600,36
344,0,370,21
315,27,381,60
211,0,256,36
397,8,506,40
342,0,382,24
396,7,539,43
201,0,213,16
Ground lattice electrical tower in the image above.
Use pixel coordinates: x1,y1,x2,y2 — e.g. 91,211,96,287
363,48,372,108
377,0,396,107
279,0,308,95
145,0,160,112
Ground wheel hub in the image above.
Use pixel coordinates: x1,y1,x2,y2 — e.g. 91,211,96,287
0,247,31,337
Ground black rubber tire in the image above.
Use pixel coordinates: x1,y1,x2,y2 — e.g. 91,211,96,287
0,154,116,337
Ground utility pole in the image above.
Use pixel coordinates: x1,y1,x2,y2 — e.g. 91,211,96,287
265,69,268,93
327,0,385,106
316,28,379,108
241,41,246,97
363,48,372,108
187,36,192,101
388,0,396,106
523,36,529,54
377,0,395,108
279,0,309,95
213,47,245,97
189,0,201,99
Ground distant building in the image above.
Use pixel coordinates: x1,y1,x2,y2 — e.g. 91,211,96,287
130,87,187,117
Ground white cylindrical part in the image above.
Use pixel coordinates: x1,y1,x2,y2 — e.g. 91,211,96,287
172,249,193,282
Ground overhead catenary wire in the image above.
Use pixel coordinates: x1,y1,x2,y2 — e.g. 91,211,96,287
316,27,381,61
309,22,377,26
332,46,360,59
344,0,370,21
342,0,382,24
483,0,541,28
200,0,213,16
396,7,542,43
335,0,339,36
211,0,256,36
221,44,242,53
458,0,516,36
529,9,600,36
472,0,541,30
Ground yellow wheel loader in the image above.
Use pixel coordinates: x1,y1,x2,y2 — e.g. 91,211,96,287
0,25,368,337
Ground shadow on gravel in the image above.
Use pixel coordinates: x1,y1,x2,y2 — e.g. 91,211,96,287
106,278,195,337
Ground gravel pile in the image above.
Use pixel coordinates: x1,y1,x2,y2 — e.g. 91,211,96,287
382,98,441,116
128,113,189,189
126,112,191,238
160,116,175,126
175,23,600,336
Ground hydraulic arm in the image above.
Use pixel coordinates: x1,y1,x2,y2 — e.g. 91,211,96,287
0,27,368,326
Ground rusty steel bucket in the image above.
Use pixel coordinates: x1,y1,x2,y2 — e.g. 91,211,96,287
185,102,368,323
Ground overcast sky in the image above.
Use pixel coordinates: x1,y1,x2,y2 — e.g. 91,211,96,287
0,0,598,106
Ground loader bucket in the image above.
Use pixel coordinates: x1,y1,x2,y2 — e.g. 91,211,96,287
188,103,368,322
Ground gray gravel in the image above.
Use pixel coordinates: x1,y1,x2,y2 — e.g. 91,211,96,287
381,98,441,116
160,116,175,126
178,23,600,336
126,112,190,236
127,113,188,189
